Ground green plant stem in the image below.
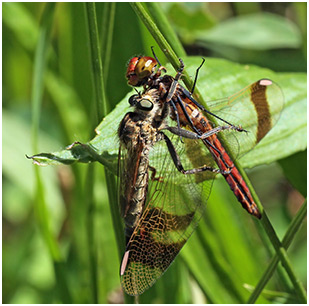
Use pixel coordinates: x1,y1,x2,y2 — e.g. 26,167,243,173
85,163,98,303
31,3,72,303
85,0,124,276
248,200,307,303
85,3,132,302
130,3,183,74
145,3,186,57
85,3,106,120
253,216,292,291
247,174,307,302
101,2,116,78
131,3,307,303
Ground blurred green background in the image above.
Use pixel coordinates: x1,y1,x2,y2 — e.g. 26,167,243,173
3,2,307,304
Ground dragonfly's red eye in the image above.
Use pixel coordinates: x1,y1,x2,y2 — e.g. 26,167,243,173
126,56,158,86
135,57,157,78
126,57,140,77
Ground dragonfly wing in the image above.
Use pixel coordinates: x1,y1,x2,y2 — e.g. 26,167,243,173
207,79,284,158
120,134,214,296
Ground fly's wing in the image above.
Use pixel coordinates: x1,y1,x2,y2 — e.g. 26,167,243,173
118,141,144,219
120,133,215,296
202,79,284,158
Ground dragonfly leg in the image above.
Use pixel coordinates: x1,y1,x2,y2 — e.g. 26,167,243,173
169,100,183,142
165,59,185,103
161,132,220,174
151,46,163,68
191,58,205,94
161,126,200,139
162,124,242,140
199,125,245,139
149,165,164,182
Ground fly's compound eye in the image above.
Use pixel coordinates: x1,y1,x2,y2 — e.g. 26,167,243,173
136,98,154,111
129,94,139,106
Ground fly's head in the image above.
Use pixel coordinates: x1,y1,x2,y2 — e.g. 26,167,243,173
126,56,158,87
128,89,165,123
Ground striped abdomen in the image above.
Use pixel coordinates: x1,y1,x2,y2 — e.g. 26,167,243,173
177,98,261,218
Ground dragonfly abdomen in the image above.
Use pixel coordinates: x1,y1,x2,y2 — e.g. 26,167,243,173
211,138,261,219
177,98,261,218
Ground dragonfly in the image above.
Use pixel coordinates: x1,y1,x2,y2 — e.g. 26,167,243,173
119,54,283,296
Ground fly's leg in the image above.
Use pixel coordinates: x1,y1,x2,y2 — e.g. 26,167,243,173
149,165,164,182
161,132,223,175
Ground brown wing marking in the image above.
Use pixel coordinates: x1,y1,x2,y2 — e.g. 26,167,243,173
120,207,195,295
250,79,272,143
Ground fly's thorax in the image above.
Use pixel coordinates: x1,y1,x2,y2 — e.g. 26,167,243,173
118,112,141,147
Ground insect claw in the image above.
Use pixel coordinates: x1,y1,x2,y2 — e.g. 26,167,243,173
234,125,248,133
159,66,167,73
221,167,233,175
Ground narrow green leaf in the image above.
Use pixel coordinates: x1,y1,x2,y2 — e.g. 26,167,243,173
145,3,186,57
101,3,116,78
85,3,107,120
2,2,39,51
30,2,73,303
247,200,307,303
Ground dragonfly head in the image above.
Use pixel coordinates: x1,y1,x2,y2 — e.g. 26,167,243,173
126,56,158,86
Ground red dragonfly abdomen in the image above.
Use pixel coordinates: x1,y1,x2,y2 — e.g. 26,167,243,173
177,98,261,219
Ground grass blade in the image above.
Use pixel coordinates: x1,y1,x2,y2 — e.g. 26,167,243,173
30,3,72,303
248,200,307,302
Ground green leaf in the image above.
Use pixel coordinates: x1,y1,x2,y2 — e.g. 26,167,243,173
196,13,302,50
163,3,216,44
28,57,306,173
278,150,307,197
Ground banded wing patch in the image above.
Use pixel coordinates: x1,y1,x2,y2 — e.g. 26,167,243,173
120,135,214,296
207,79,284,158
